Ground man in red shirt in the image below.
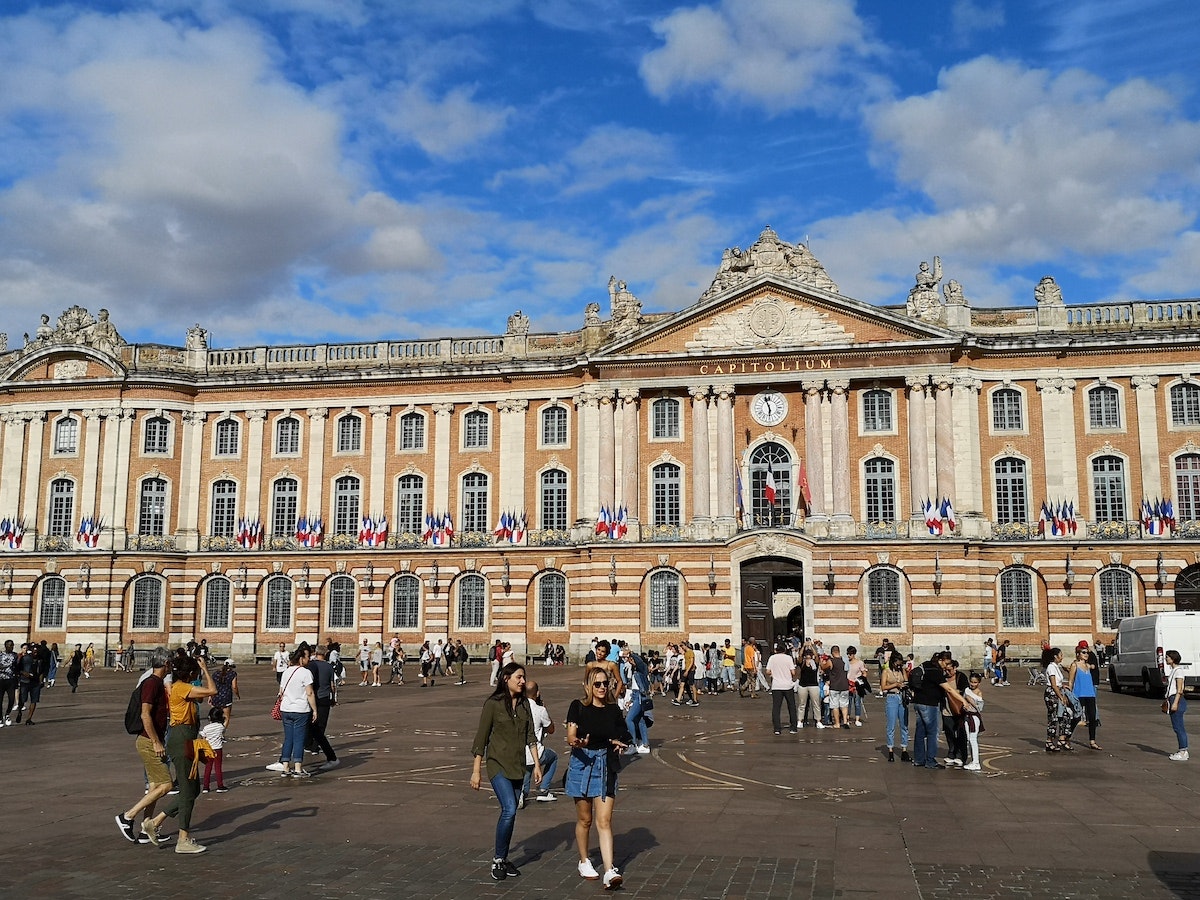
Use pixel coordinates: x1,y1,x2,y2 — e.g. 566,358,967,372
115,650,172,845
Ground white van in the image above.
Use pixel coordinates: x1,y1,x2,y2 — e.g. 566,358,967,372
1108,611,1200,696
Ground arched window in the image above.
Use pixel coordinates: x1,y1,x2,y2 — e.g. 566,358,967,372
458,574,486,629
54,416,79,454
991,388,1023,431
400,411,425,450
651,463,681,526
1092,456,1126,522
396,474,425,535
462,472,489,533
864,458,897,522
392,575,420,629
866,568,900,629
1099,567,1135,628
994,457,1028,524
538,572,567,628
275,416,300,455
540,469,568,531
265,576,292,630
210,479,238,537
204,578,231,630
271,478,299,537
750,442,791,526
649,570,680,629
333,475,361,535
1175,454,1200,523
464,410,489,448
862,389,892,432
541,406,568,446
336,414,362,452
999,568,1034,628
138,478,167,536
131,577,163,629
215,419,240,456
48,478,75,537
651,398,680,439
328,575,356,628
1088,385,1120,429
1170,382,1200,427
39,576,66,628
144,416,171,454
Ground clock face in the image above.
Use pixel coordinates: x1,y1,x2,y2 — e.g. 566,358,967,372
751,391,788,426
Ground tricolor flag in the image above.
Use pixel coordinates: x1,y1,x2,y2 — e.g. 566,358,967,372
7,518,24,550
614,505,628,539
940,497,957,532
513,511,527,544
373,514,388,547
922,498,941,535
798,460,812,508
295,515,309,545
495,510,512,542
764,463,778,506
595,505,611,537
735,459,745,527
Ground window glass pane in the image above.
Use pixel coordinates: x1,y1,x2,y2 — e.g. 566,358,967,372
458,575,486,629
54,418,78,453
271,478,299,536
39,577,66,628
1171,384,1200,427
400,413,425,450
542,406,567,445
204,578,231,629
540,469,568,531
994,458,1028,524
132,578,162,629
276,417,299,454
464,411,489,448
211,480,237,537
463,472,489,533
216,420,239,455
749,443,792,526
328,575,356,628
1092,456,1126,521
1100,569,1134,628
1175,454,1200,522
652,463,681,525
265,576,292,629
49,479,75,537
863,390,892,432
139,479,167,536
1088,387,1120,429
538,573,566,628
337,415,362,452
867,569,900,629
992,389,1023,430
144,417,170,453
649,571,680,628
397,474,425,534
1000,569,1034,628
864,458,896,521
334,476,361,535
392,575,420,629
652,399,680,439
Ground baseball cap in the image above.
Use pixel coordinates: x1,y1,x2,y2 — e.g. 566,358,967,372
1076,641,1089,649
224,658,236,665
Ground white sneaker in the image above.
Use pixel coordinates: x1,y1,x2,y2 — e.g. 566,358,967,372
637,744,651,754
1169,749,1190,761
579,859,600,880
944,758,963,767
964,762,981,771
536,791,557,802
854,720,863,727
816,722,826,729
603,867,623,889
265,762,287,772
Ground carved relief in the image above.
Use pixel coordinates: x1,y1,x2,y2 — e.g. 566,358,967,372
53,360,87,380
687,297,853,351
703,226,838,299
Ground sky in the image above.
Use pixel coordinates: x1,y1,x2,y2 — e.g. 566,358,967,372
0,0,1198,349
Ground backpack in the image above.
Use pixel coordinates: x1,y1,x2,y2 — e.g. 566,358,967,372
907,663,924,694
124,683,147,735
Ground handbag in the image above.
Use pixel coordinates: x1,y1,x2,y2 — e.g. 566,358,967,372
272,668,298,721
856,675,872,697
1162,699,1171,715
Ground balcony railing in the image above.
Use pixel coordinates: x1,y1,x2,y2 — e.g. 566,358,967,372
1092,520,1141,540
992,521,1036,541
126,534,178,551
858,520,903,539
528,529,572,547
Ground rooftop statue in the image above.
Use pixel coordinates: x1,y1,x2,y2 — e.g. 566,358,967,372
906,257,944,321
505,310,531,335
1035,275,1064,306
22,305,126,356
185,323,210,350
702,225,839,299
608,276,642,337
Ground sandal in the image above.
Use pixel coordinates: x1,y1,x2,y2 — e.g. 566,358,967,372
1045,744,1061,752
1060,742,1076,751
1089,742,1102,750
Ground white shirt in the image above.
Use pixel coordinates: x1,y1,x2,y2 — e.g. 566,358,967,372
279,665,314,713
765,652,796,690
273,650,289,673
200,720,226,750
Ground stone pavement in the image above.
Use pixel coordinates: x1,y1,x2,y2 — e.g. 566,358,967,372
2,659,1199,899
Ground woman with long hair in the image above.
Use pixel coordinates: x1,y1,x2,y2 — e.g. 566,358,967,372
1042,647,1079,752
1067,645,1101,749
1164,649,1189,761
566,665,633,889
881,650,911,762
270,646,317,777
470,662,541,882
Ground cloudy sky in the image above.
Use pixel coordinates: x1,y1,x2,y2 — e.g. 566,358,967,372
0,0,1197,349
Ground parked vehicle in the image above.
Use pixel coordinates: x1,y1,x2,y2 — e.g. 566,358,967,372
1108,611,1200,696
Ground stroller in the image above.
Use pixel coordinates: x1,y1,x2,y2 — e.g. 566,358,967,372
1026,665,1048,687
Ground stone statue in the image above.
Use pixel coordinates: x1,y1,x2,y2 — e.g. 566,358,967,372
906,257,943,320
943,279,965,306
35,314,53,344
702,226,839,299
87,307,122,354
0,332,7,353
584,302,602,326
185,323,209,350
608,277,642,337
505,310,530,335
1034,276,1064,306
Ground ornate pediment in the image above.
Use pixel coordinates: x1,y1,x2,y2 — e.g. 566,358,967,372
686,296,853,351
703,226,838,299
21,306,125,357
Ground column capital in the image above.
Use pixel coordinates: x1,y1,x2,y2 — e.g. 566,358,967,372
597,391,617,408
826,379,850,394
575,391,600,409
618,388,640,405
1131,374,1160,391
687,385,711,401
799,380,824,394
246,409,268,422
1035,377,1074,395
432,402,455,416
82,408,105,421
905,375,929,392
713,384,735,401
369,404,391,417
182,410,207,427
306,407,328,420
26,410,47,423
951,375,983,394
497,398,529,413
119,408,138,421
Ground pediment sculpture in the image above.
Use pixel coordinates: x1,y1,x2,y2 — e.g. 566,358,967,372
702,226,839,299
687,297,853,350
22,306,126,356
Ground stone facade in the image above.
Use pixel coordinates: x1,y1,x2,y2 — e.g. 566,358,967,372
2,227,1199,665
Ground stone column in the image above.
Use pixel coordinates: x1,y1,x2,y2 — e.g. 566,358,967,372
1036,378,1078,507
369,405,391,517
77,409,105,529
497,399,529,518
1132,375,1162,500
827,379,852,531
619,390,640,533
714,385,736,529
96,409,122,536
109,410,136,549
20,412,46,538
245,409,268,517
429,402,454,520
177,411,207,550
0,413,27,515
598,391,617,513
906,377,930,521
801,381,826,522
305,408,328,517
575,391,600,527
933,378,956,503
951,375,984,534
689,386,711,524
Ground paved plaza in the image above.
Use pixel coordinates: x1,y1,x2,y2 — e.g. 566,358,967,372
2,657,1199,899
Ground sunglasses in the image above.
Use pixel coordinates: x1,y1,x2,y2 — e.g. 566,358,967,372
592,681,609,687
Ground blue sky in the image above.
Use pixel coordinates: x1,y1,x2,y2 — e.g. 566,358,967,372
0,0,1197,348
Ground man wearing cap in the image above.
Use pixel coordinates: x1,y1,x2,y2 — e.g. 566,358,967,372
116,650,171,845
211,658,240,733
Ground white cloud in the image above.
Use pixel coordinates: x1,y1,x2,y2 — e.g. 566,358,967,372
950,0,1004,42
384,82,513,160
639,0,885,113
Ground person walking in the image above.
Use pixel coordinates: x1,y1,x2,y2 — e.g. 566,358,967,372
0,639,16,725
881,650,911,762
272,642,289,685
911,651,948,768
370,641,383,686
1164,649,1189,761
200,707,229,793
619,644,652,754
66,644,84,692
115,650,171,846
566,665,632,889
470,662,541,881
1042,647,1079,752
765,641,798,734
83,642,95,678
267,647,318,777
210,659,240,734
1068,645,1101,750
522,678,559,803
306,644,340,771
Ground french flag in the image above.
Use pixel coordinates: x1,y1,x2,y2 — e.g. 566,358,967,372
764,464,778,506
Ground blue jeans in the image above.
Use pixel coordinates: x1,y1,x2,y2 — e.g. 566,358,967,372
913,703,940,766
626,691,649,746
281,711,309,763
885,693,909,749
522,746,559,797
1170,696,1189,750
490,772,523,860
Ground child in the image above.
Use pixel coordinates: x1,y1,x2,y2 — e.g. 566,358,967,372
200,707,228,793
963,675,985,771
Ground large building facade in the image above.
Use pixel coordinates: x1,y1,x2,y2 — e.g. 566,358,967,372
2,227,1199,665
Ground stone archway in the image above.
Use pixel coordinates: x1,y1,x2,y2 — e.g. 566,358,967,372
739,556,805,644
1175,564,1200,611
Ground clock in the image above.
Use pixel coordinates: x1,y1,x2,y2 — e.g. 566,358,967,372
750,390,788,427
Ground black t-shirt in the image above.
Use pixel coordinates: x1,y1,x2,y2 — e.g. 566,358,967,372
913,660,947,706
798,659,819,686
566,699,631,749
308,658,335,701
827,656,849,691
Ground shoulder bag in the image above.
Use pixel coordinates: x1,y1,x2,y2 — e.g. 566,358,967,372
272,668,299,721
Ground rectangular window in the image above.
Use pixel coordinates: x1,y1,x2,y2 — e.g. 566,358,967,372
139,480,167,536
211,481,237,537
39,579,66,628
271,479,299,537
1000,570,1034,629
204,580,231,630
215,420,240,456
541,407,567,446
538,574,566,628
1100,570,1134,628
864,460,896,522
400,413,425,450
334,477,361,536
392,577,419,629
652,399,680,439
1088,388,1120,429
862,391,892,432
649,572,680,629
337,416,362,452
276,418,300,455
464,411,489,448
397,475,425,535
54,418,79,454
265,578,292,629
458,577,486,629
994,459,1028,524
48,480,75,537
867,570,900,629
131,579,162,629
462,473,489,533
652,465,681,526
992,390,1023,431
1171,384,1200,427
144,417,170,454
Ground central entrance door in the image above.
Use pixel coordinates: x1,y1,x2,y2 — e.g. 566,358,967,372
738,556,806,643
